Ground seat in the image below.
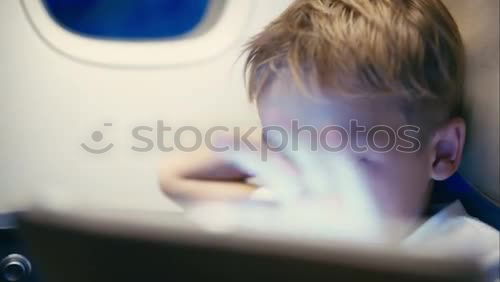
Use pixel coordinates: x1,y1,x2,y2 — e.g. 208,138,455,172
431,0,499,229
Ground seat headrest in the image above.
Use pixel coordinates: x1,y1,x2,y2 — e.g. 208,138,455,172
441,0,499,203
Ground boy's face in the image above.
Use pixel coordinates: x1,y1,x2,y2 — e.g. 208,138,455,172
256,75,434,220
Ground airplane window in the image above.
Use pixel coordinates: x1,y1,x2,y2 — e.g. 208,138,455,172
43,0,211,40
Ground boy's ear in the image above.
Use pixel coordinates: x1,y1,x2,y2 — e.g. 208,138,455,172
430,117,466,181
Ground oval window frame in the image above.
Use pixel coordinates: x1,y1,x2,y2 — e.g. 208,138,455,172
21,0,253,67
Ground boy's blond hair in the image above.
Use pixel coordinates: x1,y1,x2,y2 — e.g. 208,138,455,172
244,0,465,128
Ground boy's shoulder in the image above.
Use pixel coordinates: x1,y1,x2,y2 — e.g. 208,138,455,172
405,201,499,281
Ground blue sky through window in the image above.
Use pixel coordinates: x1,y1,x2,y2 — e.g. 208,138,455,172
43,0,211,40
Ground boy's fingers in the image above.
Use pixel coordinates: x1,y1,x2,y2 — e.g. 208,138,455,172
160,179,257,203
268,133,332,196
158,149,257,203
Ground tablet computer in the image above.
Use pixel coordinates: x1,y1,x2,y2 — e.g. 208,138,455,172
17,207,484,282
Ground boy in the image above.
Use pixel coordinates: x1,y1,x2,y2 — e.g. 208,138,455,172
160,0,498,276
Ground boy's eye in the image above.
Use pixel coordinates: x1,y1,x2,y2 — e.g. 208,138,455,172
356,155,386,172
357,156,376,166
358,157,370,163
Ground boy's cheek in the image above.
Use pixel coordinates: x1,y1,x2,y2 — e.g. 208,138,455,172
356,154,431,218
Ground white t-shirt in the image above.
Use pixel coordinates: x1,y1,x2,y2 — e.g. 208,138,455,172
404,201,499,282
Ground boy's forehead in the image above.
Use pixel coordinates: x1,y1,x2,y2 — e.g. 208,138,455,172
257,76,406,128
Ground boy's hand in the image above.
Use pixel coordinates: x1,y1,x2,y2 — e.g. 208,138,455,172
159,132,383,237
197,134,385,240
